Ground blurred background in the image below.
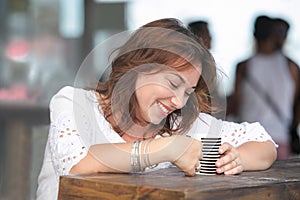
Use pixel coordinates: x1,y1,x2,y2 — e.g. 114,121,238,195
0,0,299,199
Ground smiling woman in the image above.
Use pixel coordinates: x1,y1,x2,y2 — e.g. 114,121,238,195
36,18,277,200
135,67,200,125
98,18,217,137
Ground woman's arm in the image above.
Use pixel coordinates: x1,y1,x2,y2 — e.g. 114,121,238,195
216,140,277,175
237,140,277,170
70,135,202,176
49,87,201,177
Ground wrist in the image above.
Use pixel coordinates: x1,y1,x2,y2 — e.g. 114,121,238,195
158,135,192,163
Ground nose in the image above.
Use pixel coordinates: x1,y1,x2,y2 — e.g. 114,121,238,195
170,93,187,109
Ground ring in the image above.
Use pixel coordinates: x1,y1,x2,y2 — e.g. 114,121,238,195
195,165,201,172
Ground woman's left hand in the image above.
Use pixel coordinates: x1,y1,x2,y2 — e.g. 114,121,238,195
215,142,244,175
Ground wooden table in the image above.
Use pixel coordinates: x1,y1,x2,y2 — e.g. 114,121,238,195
0,101,50,200
58,158,300,199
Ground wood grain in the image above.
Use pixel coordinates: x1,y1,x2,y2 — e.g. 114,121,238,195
59,158,300,199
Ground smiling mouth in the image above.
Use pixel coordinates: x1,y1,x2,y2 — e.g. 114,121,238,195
157,101,172,116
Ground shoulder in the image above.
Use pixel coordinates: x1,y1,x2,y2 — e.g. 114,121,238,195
237,59,250,67
286,56,299,67
50,86,77,109
286,56,300,72
51,86,89,99
236,58,251,70
235,58,252,76
49,86,96,119
237,56,252,66
284,56,300,85
279,53,298,69
50,86,95,106
51,85,77,99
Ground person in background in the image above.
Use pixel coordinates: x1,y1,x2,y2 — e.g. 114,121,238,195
274,17,300,156
188,20,226,119
36,18,277,200
227,15,295,160
188,20,212,50
274,17,291,52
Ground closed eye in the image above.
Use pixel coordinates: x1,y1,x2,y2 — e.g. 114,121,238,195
185,88,195,97
169,81,179,89
185,91,192,96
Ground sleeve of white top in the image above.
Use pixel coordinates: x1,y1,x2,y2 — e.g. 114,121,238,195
187,113,278,148
48,86,89,177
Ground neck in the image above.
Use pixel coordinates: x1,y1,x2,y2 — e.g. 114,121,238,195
121,133,144,142
96,91,158,142
122,123,157,142
256,40,276,55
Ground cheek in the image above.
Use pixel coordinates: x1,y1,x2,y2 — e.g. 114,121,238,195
151,85,174,101
135,87,147,104
138,84,172,99
135,86,154,107
135,85,172,114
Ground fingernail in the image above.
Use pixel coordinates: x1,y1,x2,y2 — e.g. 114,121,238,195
219,148,224,154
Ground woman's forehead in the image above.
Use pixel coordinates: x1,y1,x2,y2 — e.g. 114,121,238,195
148,67,201,86
178,67,201,85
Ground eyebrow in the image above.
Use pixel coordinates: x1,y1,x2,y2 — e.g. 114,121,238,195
170,72,197,89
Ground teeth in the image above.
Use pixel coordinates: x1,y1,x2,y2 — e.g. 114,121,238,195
158,102,170,114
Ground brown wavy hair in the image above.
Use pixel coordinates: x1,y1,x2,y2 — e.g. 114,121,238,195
96,18,217,137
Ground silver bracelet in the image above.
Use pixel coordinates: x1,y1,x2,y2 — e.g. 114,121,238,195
130,141,143,173
138,140,143,172
144,139,158,169
143,139,151,167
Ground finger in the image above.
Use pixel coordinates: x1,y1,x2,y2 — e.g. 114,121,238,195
216,153,236,168
185,168,196,177
218,142,232,154
196,139,202,156
195,161,201,172
199,148,203,160
184,163,199,177
216,159,240,174
224,165,243,175
233,159,239,167
228,159,239,170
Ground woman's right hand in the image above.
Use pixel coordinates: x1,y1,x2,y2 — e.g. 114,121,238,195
166,135,202,176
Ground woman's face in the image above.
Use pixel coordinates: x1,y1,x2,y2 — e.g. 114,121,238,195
135,66,201,125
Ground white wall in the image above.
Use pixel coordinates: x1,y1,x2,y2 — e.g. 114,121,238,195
127,0,300,96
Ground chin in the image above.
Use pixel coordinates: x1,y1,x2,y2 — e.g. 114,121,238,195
147,108,168,125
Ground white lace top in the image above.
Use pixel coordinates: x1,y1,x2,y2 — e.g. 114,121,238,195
36,86,276,200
